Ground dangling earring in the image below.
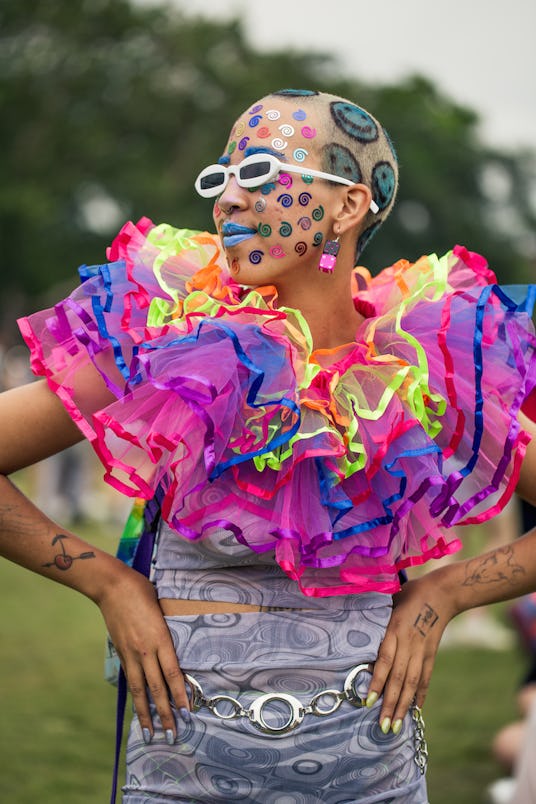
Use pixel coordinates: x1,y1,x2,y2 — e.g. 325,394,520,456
319,235,340,274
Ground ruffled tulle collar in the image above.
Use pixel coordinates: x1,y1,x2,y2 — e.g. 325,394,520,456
19,218,535,595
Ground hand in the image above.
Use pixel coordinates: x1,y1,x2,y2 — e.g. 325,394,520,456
366,571,456,734
97,567,190,743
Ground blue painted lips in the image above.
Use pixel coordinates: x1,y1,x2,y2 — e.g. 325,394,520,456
221,223,257,247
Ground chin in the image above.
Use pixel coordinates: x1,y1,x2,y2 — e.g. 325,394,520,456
227,256,278,287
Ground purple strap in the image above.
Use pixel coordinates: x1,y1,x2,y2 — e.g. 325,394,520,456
110,490,162,804
111,668,128,804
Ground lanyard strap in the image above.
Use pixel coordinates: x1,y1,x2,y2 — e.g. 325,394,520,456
110,491,162,804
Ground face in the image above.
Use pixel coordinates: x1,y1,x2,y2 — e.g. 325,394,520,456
206,97,343,286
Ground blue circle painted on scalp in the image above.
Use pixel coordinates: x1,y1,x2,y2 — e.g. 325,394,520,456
323,144,362,184
272,89,319,96
330,102,378,142
371,161,396,210
293,109,307,121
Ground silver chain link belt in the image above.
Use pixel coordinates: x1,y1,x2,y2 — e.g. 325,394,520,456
185,662,428,772
412,704,429,774
184,663,373,736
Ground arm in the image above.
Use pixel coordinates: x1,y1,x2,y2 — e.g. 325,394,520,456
517,411,536,506
367,406,536,732
367,526,536,733
0,378,190,740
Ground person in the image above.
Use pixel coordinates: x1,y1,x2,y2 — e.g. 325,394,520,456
487,680,536,803
509,697,536,803
1,88,535,804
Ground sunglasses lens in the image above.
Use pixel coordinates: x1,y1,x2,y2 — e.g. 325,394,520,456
199,170,226,194
239,159,273,184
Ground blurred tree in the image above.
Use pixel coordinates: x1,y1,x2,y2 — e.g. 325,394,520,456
358,76,536,284
1,0,534,339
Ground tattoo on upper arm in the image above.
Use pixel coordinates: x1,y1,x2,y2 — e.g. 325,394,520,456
414,603,439,637
462,545,525,588
42,534,95,571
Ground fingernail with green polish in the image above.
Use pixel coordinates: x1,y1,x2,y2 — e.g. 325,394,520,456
366,691,378,708
381,717,391,734
392,719,403,735
165,729,175,745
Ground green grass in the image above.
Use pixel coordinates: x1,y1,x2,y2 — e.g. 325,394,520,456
0,523,121,802
0,519,524,803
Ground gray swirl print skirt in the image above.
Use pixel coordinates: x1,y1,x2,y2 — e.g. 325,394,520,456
122,602,429,803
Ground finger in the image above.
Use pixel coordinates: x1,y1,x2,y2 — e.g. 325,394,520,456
365,633,398,709
390,656,425,731
378,652,411,733
157,644,191,721
414,655,434,709
126,662,156,744
142,659,180,744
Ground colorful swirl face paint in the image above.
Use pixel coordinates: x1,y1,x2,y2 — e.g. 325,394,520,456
249,249,264,264
214,99,336,275
257,222,272,237
279,221,293,237
277,193,293,208
278,173,293,188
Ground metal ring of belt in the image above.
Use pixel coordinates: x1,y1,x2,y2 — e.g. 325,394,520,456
183,662,374,736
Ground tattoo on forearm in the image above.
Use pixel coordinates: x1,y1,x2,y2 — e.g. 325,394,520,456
42,534,95,571
462,545,525,588
414,603,439,637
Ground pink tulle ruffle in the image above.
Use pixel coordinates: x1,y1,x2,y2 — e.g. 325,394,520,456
18,219,536,595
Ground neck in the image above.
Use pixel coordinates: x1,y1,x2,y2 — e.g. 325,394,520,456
276,262,363,350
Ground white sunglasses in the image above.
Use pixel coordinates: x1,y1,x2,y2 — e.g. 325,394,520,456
194,153,379,213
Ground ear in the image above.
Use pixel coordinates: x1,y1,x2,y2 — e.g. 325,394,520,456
335,183,374,234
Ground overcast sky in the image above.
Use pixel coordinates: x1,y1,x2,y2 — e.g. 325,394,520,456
165,0,535,152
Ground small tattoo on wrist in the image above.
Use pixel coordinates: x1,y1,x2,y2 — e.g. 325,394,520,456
42,534,95,571
414,603,439,637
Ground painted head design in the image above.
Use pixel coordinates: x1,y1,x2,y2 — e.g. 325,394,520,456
195,89,398,276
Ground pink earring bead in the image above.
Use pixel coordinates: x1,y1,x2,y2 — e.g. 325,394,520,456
319,253,337,273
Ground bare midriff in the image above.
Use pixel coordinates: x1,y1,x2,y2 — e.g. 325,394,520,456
159,598,308,615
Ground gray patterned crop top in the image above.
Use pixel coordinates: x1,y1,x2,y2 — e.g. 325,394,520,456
153,522,388,611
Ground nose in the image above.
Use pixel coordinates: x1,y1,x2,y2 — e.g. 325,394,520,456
217,173,249,215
